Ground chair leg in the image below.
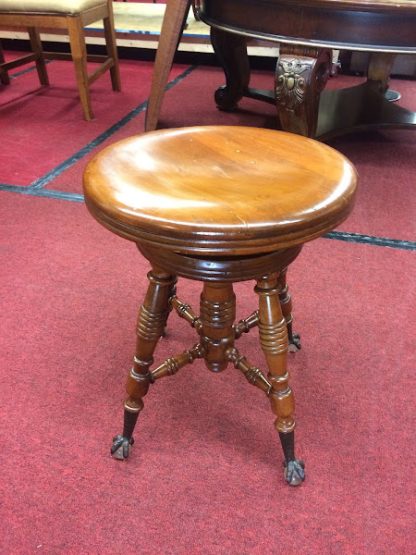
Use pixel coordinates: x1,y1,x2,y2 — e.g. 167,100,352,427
145,0,191,131
28,27,49,86
111,269,176,460
67,15,93,120
104,0,121,91
255,274,305,486
0,41,11,85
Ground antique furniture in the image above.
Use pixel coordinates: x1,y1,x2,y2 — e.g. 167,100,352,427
145,0,416,139
83,125,357,485
0,0,121,120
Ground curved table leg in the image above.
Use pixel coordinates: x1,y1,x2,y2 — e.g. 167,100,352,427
145,0,191,132
211,27,250,111
317,52,416,139
275,46,331,137
367,52,394,93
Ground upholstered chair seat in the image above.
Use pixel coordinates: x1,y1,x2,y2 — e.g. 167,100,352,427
0,0,105,15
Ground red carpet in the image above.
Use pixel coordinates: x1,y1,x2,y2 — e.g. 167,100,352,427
0,56,185,185
1,50,415,554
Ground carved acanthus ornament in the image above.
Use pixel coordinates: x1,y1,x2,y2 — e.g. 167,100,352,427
275,58,309,110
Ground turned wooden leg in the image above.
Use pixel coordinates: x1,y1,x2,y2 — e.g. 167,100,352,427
275,46,331,137
277,269,301,352
111,268,176,459
211,27,250,111
199,282,236,372
256,274,305,486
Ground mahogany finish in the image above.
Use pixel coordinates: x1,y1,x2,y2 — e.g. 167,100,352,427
0,0,120,121
83,126,357,486
84,126,356,253
199,0,416,52
199,0,416,138
145,0,416,138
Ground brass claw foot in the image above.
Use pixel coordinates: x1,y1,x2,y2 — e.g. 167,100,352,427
284,459,305,486
110,435,135,460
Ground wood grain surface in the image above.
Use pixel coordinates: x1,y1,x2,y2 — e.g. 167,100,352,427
84,126,357,254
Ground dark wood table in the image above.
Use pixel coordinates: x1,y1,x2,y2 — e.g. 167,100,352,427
146,0,416,139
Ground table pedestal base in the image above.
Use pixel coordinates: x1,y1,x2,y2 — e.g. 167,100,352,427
212,28,416,139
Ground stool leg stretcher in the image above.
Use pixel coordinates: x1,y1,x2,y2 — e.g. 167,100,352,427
111,268,305,487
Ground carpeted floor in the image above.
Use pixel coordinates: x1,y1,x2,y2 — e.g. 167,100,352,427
0,51,415,554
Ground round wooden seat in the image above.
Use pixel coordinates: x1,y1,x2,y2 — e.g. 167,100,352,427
83,126,357,487
84,126,357,257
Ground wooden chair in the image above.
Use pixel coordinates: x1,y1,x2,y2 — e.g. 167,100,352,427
0,0,121,120
83,125,357,486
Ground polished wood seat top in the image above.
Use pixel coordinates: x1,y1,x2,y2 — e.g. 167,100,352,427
83,126,357,255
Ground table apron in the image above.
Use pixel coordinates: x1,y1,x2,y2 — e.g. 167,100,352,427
198,1,416,54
